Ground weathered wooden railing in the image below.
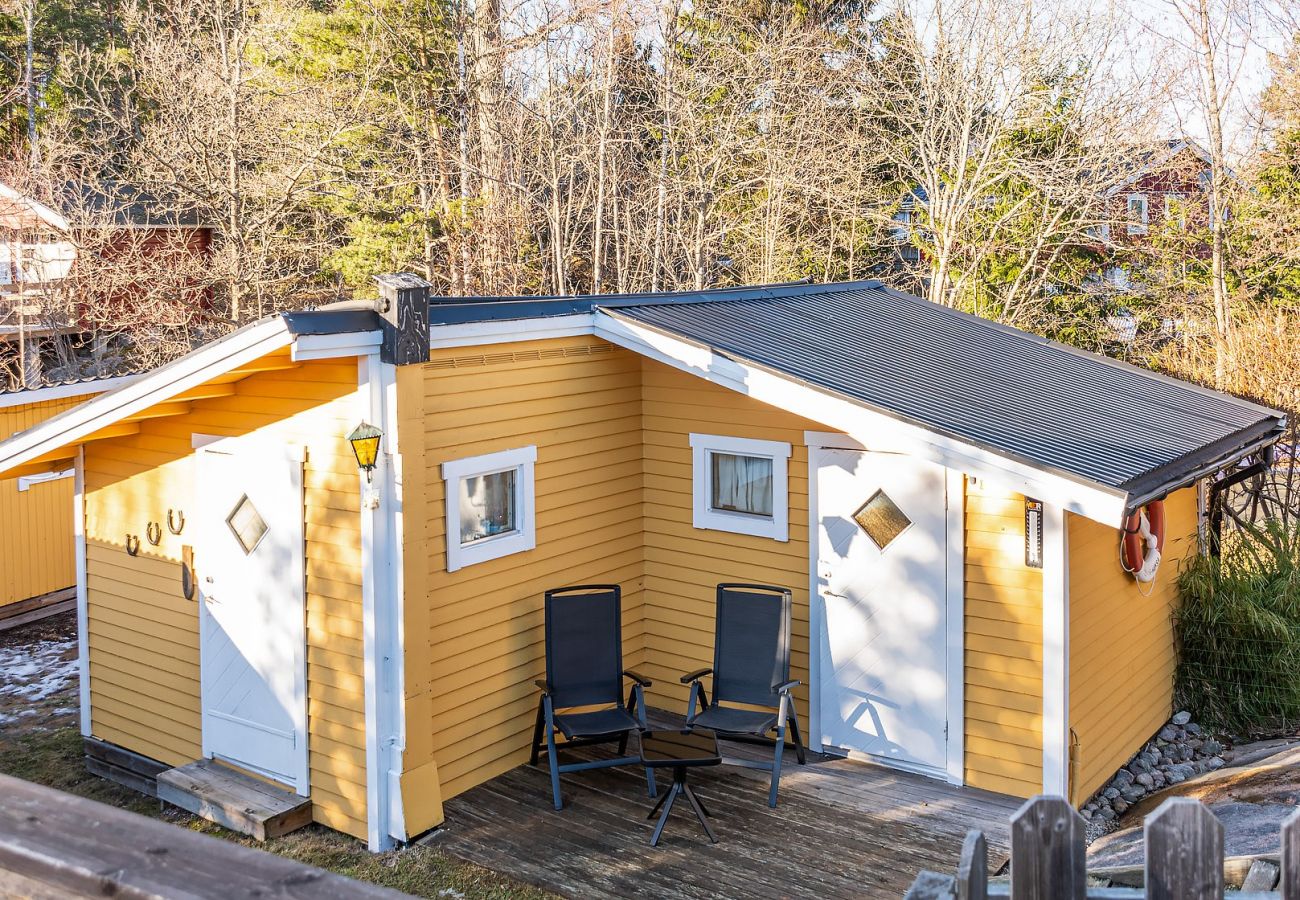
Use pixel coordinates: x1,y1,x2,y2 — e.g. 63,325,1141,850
0,773,410,898
906,795,1300,899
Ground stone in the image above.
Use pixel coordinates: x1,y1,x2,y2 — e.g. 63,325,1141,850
1112,769,1133,788
1203,739,1223,755
1103,787,1121,800
1151,770,1167,789
1080,807,1094,820
1208,756,1225,770
1159,726,1178,742
1112,798,1129,815
1120,786,1146,803
1167,763,1195,783
1098,806,1116,821
1136,772,1154,788
1188,738,1203,751
1172,710,1192,725
1187,723,1202,736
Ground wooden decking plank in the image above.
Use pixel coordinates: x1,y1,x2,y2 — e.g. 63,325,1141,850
433,714,1017,900
157,759,312,841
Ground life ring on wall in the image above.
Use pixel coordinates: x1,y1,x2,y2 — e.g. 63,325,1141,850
1121,500,1165,583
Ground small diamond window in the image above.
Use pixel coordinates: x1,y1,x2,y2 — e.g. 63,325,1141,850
854,489,912,550
226,494,269,555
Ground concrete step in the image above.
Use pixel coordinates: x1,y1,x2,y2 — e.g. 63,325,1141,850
157,759,312,841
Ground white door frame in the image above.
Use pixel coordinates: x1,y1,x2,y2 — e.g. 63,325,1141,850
195,433,310,795
805,431,966,786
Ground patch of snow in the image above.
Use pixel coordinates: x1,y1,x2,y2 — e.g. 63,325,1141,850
0,636,78,703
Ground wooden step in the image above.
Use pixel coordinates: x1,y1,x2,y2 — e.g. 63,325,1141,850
157,759,312,841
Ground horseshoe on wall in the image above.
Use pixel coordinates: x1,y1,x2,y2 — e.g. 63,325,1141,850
168,509,185,536
125,534,140,557
146,522,162,546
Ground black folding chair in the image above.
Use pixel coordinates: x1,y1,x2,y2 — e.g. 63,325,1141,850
530,585,657,810
681,583,807,807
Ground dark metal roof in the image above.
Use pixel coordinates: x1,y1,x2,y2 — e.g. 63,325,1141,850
282,308,383,335
602,281,1285,505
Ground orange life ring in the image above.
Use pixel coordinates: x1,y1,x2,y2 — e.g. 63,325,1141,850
1121,501,1165,583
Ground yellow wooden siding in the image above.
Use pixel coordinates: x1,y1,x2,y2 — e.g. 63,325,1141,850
1067,486,1198,804
0,396,88,606
638,359,823,720
964,479,1044,798
82,356,369,839
399,339,647,810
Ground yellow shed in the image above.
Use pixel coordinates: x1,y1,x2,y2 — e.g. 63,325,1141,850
0,378,136,625
0,279,1283,850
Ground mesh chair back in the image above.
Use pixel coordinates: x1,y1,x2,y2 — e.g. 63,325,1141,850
544,585,624,709
711,584,792,708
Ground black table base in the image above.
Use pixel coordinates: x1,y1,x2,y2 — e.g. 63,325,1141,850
647,766,716,846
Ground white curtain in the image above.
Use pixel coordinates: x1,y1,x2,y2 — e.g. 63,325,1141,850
711,452,773,516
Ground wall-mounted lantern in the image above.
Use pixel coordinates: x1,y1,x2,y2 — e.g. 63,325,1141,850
347,422,383,483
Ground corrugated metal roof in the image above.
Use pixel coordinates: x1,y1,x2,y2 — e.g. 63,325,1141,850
604,281,1285,501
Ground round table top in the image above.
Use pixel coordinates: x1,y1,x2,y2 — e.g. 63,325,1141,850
639,729,721,767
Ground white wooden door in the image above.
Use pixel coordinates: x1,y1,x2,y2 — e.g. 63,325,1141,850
813,447,950,777
198,441,309,794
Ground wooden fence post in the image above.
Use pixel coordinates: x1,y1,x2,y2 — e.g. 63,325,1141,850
1144,797,1224,900
1282,807,1300,900
956,829,988,900
1009,795,1086,900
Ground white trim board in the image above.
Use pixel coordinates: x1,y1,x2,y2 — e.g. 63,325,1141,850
17,467,73,490
427,314,594,350
596,311,1130,527
1041,502,1070,796
0,374,140,409
291,330,383,362
74,446,91,738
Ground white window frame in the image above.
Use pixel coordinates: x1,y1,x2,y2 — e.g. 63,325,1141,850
441,445,537,572
17,467,74,491
1164,193,1187,230
689,433,791,542
1127,193,1149,234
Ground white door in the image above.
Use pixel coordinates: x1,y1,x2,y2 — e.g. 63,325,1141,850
198,440,309,794
813,446,951,777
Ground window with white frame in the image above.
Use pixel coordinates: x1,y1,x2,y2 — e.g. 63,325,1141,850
1127,193,1149,234
441,446,537,572
689,434,791,541
1164,193,1188,230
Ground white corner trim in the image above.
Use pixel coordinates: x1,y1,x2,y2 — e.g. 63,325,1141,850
381,360,407,844
596,311,1129,527
441,446,538,573
944,468,966,787
0,374,141,409
0,316,294,476
806,446,825,754
291,330,383,362
1042,502,1070,797
427,314,595,350
17,467,74,490
74,446,91,737
689,433,791,542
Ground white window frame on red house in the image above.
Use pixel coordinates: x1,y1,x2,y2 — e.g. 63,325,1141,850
1127,194,1149,235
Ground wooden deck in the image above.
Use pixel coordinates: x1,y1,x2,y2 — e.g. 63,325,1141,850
425,713,1021,899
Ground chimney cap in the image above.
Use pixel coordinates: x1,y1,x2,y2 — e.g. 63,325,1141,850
373,272,432,291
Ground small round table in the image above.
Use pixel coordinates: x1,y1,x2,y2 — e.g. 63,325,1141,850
638,728,721,846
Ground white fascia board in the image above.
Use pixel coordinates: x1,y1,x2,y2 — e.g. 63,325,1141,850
595,311,1129,527
0,317,294,475
0,180,69,231
427,314,595,350
291,330,383,362
0,374,141,409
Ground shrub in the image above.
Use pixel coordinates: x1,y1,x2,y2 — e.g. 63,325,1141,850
1174,520,1300,735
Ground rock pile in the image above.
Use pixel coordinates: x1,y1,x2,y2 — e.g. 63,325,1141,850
1080,710,1230,831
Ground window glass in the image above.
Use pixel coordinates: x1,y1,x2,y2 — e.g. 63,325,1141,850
459,468,518,543
710,452,774,518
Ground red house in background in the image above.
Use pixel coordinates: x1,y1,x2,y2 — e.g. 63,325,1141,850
0,181,212,388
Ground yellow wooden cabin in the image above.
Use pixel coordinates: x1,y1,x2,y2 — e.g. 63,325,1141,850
0,279,1283,850
0,378,136,623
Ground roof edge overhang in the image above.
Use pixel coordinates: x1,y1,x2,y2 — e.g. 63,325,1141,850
1122,417,1288,512
592,308,1135,527
0,374,142,410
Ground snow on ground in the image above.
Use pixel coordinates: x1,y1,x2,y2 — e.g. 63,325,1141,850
0,621,79,730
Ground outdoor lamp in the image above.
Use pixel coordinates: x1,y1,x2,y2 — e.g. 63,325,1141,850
347,422,383,482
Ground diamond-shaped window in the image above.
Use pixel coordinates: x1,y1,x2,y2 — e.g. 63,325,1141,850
854,489,912,550
226,494,269,555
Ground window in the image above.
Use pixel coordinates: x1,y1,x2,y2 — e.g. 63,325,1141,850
690,434,791,541
1127,194,1149,235
441,446,536,571
854,489,912,551
226,494,269,555
1164,193,1187,230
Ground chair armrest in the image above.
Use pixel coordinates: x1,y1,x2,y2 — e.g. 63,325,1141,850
622,669,653,687
534,679,552,694
680,668,713,684
773,679,801,694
